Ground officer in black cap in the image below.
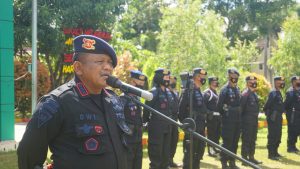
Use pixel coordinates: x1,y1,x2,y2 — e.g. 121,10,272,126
18,35,130,169
120,70,147,169
240,75,262,165
143,68,174,169
263,76,285,160
178,68,208,169
168,76,181,168
284,76,300,153
203,76,221,157
217,68,241,169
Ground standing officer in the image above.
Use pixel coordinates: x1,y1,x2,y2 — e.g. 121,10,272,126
284,76,300,153
143,68,173,169
217,68,241,169
178,68,207,169
168,76,181,168
17,35,131,169
240,76,262,165
263,76,285,160
120,70,147,169
203,76,221,157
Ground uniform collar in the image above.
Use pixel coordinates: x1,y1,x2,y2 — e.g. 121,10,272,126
73,75,90,98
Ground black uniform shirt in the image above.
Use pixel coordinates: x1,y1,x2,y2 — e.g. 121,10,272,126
217,83,241,115
170,90,179,120
240,88,259,117
120,94,143,143
178,87,207,121
284,87,300,112
143,87,174,132
263,90,285,115
17,77,128,169
203,88,219,112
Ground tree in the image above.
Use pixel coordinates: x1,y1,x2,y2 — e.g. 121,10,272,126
269,16,300,78
114,0,164,51
14,58,51,117
158,0,229,84
228,40,259,72
14,0,127,89
205,0,295,46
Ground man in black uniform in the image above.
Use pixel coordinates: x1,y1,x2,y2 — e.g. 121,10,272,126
284,76,300,153
178,68,207,169
240,76,262,165
203,76,221,157
263,76,285,160
168,76,181,168
120,70,147,169
217,68,241,169
143,68,173,169
17,35,131,169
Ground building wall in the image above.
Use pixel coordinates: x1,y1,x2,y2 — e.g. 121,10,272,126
0,0,14,141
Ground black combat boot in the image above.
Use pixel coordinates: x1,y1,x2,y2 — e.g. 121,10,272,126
249,155,262,164
229,161,240,169
221,161,229,169
241,155,248,166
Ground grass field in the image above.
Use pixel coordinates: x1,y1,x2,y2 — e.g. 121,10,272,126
1,126,299,169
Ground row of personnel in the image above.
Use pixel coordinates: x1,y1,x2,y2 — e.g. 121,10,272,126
17,35,300,169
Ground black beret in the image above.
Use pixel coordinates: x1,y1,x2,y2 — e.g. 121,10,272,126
130,70,147,81
73,35,117,67
155,68,170,75
193,68,207,76
290,76,300,82
245,75,257,81
227,68,240,76
208,76,218,83
274,76,285,81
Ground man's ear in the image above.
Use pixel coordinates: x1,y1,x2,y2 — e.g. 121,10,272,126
73,61,83,76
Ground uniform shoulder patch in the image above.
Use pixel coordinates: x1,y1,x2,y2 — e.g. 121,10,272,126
150,87,159,99
270,90,277,98
50,83,72,97
221,87,228,96
37,97,60,128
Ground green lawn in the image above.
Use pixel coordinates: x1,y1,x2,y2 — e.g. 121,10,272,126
1,126,299,169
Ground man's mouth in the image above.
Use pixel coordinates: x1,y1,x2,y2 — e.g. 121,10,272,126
101,73,111,79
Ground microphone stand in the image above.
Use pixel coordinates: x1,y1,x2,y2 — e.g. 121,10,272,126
123,94,261,169
188,79,194,169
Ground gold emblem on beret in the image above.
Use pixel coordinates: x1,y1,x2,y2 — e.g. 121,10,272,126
200,69,206,75
163,70,169,75
281,77,285,81
297,76,300,80
250,76,255,80
139,75,145,80
82,38,96,50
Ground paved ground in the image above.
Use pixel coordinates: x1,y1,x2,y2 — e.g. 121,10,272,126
0,123,27,151
14,122,27,142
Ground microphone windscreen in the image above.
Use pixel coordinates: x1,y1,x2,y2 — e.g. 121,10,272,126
106,75,120,88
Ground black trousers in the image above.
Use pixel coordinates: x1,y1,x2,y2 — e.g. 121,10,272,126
127,142,143,169
148,132,171,169
267,116,282,155
169,125,179,163
207,116,221,149
287,121,300,149
241,117,258,158
182,119,206,169
221,116,241,162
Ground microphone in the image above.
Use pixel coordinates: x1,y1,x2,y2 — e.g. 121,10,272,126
106,75,153,101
